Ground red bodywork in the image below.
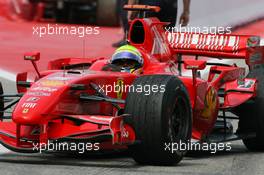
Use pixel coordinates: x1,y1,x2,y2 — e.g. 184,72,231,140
0,13,264,153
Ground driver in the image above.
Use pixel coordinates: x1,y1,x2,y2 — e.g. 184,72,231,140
109,45,144,74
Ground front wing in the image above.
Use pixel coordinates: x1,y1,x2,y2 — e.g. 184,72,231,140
0,114,136,153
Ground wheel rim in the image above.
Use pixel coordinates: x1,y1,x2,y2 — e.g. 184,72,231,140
168,96,190,143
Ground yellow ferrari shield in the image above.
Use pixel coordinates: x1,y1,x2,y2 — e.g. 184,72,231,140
116,79,124,99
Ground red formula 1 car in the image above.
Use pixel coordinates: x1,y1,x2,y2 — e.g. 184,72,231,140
0,5,264,165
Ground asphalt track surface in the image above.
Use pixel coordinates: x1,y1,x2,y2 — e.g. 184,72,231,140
1,19,264,175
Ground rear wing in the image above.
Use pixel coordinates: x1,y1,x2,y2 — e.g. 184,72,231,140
167,32,264,69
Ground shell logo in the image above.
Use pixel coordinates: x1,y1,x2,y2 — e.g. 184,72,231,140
40,80,65,87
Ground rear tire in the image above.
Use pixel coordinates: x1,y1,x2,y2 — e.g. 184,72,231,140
124,75,192,165
236,65,264,151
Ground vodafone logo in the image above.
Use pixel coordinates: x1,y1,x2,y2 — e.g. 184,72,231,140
26,97,40,102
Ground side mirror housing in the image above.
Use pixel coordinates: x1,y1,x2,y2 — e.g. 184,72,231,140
24,52,41,78
24,52,40,61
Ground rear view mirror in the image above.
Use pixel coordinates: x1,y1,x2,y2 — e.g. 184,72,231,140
24,52,41,78
24,52,40,61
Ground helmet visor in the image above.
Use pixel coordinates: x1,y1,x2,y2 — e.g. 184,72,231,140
111,51,143,66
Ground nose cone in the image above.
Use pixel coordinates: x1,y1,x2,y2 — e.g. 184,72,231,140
12,99,50,125
12,112,42,125
12,72,78,124
12,90,63,125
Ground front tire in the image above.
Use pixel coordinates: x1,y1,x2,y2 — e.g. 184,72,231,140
124,75,192,165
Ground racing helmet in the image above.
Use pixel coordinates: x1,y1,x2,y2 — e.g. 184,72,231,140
111,45,143,73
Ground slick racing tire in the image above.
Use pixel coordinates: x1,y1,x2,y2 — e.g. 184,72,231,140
0,82,4,120
124,75,192,165
235,65,264,151
96,0,119,26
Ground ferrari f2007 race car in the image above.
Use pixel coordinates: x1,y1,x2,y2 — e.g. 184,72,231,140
0,5,264,165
